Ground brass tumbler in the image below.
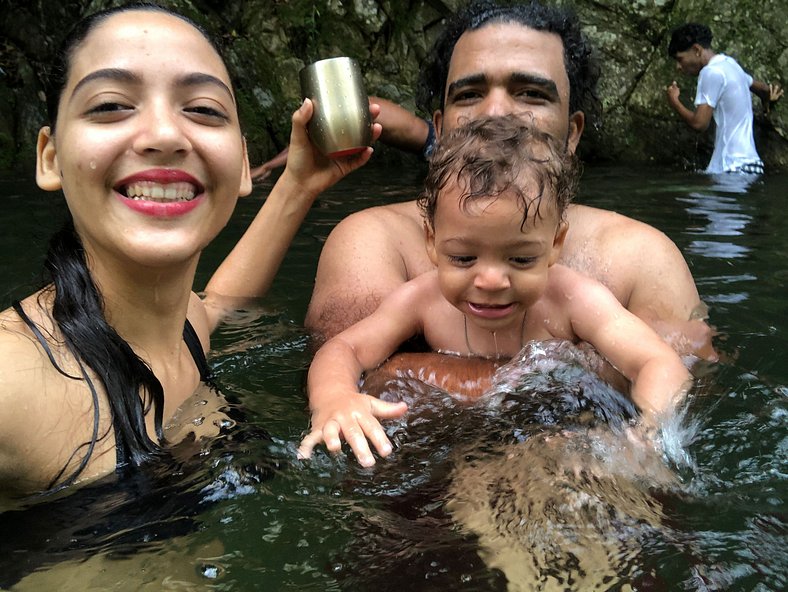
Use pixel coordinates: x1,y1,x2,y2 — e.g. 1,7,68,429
299,57,372,158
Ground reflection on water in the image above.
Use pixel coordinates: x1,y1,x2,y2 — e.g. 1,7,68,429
1,167,787,591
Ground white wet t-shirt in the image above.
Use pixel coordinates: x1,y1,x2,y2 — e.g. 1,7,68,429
695,54,762,174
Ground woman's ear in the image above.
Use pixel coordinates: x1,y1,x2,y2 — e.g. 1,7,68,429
425,221,438,266
548,220,569,266
238,137,253,197
36,127,61,191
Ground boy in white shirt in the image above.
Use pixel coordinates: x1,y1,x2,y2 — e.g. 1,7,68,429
666,23,782,174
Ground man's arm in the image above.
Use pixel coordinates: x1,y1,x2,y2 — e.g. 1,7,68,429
666,81,714,131
371,96,431,154
304,202,426,342
248,97,430,181
250,147,289,182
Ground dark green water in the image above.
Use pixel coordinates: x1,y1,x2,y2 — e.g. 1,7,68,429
0,164,786,591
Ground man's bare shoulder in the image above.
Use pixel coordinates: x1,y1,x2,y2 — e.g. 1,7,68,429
562,205,688,285
563,204,702,336
568,204,664,237
307,200,431,339
328,200,423,240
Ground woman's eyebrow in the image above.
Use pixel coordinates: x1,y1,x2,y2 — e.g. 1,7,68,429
71,68,140,97
69,69,235,104
177,72,235,104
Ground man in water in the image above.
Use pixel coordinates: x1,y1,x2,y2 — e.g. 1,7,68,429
306,0,714,378
666,22,783,175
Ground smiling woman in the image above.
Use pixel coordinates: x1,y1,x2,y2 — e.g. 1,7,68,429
0,3,380,500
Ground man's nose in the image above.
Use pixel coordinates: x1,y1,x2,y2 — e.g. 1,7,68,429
481,89,515,117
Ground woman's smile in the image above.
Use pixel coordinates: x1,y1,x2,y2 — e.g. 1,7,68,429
115,169,205,216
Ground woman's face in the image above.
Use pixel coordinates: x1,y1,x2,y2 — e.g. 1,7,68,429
36,10,252,270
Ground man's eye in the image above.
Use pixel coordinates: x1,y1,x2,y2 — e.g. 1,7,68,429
452,90,482,102
517,89,549,101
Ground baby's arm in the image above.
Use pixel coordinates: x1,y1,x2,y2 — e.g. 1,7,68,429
299,281,426,466
567,274,692,422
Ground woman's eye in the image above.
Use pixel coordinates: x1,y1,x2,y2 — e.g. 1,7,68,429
86,102,131,115
185,105,229,121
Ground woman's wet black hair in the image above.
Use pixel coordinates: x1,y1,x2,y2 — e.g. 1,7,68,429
416,0,600,124
23,2,227,495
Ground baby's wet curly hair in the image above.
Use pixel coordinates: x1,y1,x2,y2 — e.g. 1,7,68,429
418,116,580,230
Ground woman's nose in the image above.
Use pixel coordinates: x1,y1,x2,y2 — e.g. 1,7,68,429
133,101,192,156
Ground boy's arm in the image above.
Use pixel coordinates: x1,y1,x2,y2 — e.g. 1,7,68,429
299,281,427,466
567,275,692,422
750,81,783,114
665,81,714,131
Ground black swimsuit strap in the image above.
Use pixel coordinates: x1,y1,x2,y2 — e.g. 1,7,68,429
182,318,215,386
12,302,215,475
12,300,113,481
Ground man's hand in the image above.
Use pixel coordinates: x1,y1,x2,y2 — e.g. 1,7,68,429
298,392,407,467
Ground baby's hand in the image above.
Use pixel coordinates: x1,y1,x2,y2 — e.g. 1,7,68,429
297,392,407,467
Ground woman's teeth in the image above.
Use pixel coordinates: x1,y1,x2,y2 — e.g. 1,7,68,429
125,181,196,202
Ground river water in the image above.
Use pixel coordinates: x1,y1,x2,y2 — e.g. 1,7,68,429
0,163,786,591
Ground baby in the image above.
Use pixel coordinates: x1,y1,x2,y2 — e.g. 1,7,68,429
300,116,691,466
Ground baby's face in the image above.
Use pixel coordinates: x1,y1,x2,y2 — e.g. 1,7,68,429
426,183,566,333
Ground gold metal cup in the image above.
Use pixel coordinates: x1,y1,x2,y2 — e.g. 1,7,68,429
299,57,372,158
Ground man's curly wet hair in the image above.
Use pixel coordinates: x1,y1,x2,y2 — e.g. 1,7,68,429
418,116,580,230
416,0,600,126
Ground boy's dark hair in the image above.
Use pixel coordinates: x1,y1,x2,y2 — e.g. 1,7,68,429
416,0,599,123
668,23,713,58
418,116,580,230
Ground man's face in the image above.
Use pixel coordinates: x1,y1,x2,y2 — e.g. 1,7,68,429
673,46,704,77
434,23,583,154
